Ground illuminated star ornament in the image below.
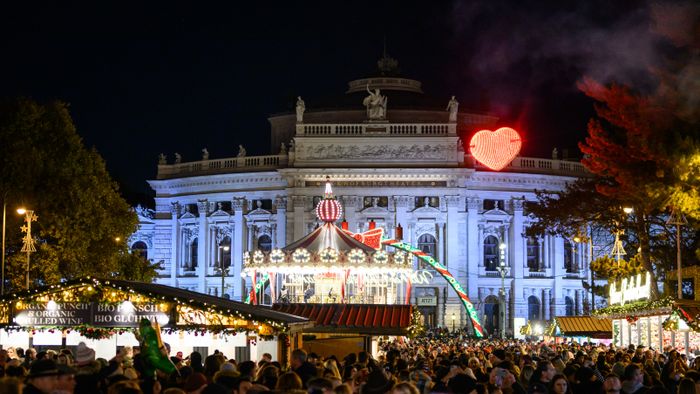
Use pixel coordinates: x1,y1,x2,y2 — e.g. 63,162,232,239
469,127,522,171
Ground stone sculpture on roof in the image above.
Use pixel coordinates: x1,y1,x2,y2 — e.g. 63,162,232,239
363,84,387,120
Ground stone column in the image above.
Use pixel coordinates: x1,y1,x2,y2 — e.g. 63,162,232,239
466,197,480,302
232,198,245,301
247,224,255,251
292,196,306,240
275,197,287,247
511,198,525,320
169,202,181,283
542,289,551,320
445,196,460,271
196,199,209,294
437,222,445,265
574,290,581,316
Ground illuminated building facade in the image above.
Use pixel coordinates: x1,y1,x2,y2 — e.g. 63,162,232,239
132,65,592,335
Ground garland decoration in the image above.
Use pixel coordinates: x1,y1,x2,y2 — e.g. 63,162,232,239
592,297,674,318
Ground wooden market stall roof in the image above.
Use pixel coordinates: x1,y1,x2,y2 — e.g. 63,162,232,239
272,303,413,335
0,277,310,327
550,316,612,339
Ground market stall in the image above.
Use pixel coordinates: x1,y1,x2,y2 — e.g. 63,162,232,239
0,277,310,361
545,316,612,344
594,272,700,355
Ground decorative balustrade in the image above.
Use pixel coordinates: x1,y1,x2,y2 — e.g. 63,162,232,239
157,154,288,179
299,123,455,136
156,151,587,179
471,156,587,175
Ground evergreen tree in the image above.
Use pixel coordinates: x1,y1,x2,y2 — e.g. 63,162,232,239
0,98,157,290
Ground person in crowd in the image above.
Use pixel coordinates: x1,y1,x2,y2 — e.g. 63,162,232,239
290,349,317,387
24,359,60,394
549,374,571,394
622,364,649,394
0,377,23,394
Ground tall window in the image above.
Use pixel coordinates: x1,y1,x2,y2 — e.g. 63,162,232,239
526,237,540,271
188,238,198,271
564,240,574,272
219,236,231,269
131,241,148,261
484,235,499,271
565,296,574,316
258,235,272,252
417,234,437,271
527,295,541,321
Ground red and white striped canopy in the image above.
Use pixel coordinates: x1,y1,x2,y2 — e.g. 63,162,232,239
282,222,376,253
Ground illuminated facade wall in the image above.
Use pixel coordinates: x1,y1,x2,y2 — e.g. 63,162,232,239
131,77,593,334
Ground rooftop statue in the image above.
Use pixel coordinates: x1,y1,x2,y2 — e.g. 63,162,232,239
174,153,182,164
447,96,459,122
295,96,305,123
237,145,247,158
363,84,387,120
158,153,166,165
201,148,209,161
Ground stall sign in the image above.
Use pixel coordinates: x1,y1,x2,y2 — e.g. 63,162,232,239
12,302,170,327
416,297,437,306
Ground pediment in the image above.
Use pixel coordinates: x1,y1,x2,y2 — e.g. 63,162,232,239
179,212,196,220
209,209,230,218
483,208,509,216
412,206,440,214
360,206,389,214
245,208,272,221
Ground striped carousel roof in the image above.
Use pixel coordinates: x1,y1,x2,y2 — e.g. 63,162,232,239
282,222,376,253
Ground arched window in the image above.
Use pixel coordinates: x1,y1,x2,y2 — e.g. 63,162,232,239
564,240,574,272
189,238,198,271
219,236,231,269
526,237,540,271
131,241,148,260
257,234,272,252
484,235,499,271
417,234,437,271
565,296,574,316
527,295,541,321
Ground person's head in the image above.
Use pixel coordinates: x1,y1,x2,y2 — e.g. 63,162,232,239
623,364,643,385
678,378,696,394
520,364,535,385
233,377,252,394
237,361,257,379
603,374,622,394
333,384,353,394
390,382,420,394
308,377,334,394
0,377,23,394
204,355,223,378
291,349,308,369
26,359,60,394
190,352,203,368
261,353,272,363
551,374,568,394
55,365,77,393
25,348,37,359
276,372,303,391
537,361,556,383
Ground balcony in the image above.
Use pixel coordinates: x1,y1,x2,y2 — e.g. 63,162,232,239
471,156,587,176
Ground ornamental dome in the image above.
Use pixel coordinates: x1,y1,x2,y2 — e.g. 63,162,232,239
315,178,343,222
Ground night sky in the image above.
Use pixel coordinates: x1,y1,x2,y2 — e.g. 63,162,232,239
0,1,667,204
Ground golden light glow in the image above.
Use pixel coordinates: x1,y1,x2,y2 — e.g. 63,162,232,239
16,208,26,215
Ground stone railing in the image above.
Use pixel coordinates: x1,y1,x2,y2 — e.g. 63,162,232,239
157,154,288,179
297,122,455,136
156,153,587,180
470,156,587,175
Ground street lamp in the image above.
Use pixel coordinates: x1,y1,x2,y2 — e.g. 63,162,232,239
218,245,231,298
451,312,456,332
667,205,687,299
496,243,509,339
17,208,37,290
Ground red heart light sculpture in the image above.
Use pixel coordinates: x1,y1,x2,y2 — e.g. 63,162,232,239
342,228,384,250
468,127,522,171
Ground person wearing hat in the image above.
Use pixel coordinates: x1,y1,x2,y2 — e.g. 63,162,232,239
24,359,60,394
360,369,394,394
54,364,77,394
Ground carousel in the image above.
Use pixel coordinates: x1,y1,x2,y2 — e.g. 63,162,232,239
242,178,412,305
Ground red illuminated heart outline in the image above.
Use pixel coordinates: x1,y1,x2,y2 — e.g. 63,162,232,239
469,127,522,171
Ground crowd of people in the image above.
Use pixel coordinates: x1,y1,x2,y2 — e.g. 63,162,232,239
1,329,699,394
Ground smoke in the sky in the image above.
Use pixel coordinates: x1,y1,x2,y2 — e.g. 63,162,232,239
448,0,699,148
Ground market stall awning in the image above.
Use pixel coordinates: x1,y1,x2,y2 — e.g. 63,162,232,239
272,303,412,335
550,316,612,338
0,277,310,335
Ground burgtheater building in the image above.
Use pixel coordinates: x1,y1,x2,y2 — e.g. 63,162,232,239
132,62,591,336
